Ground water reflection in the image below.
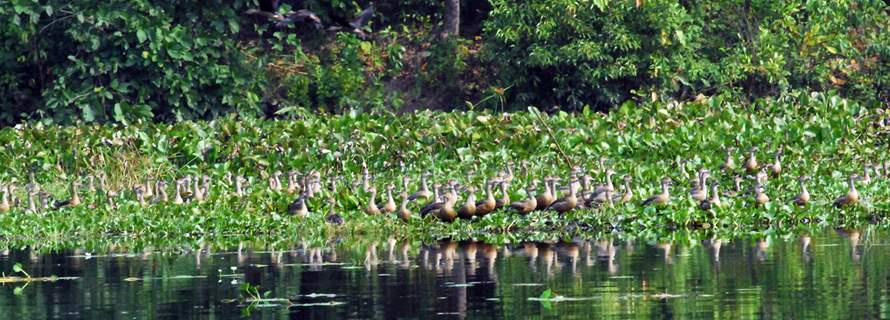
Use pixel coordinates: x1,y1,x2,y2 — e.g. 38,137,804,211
1,228,889,319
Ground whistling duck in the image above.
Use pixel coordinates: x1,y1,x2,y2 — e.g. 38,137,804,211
325,196,344,224
535,177,555,210
618,175,634,204
475,180,497,217
288,193,308,217
234,176,246,197
39,191,50,210
382,184,397,214
0,185,10,213
753,182,769,207
286,171,298,195
134,186,147,207
397,192,412,222
509,186,537,215
792,176,810,206
143,179,154,199
179,176,193,198
861,164,872,185
458,186,477,219
588,169,616,205
55,180,81,208
548,180,578,214
86,175,96,193
642,178,672,206
730,175,743,196
27,189,37,213
833,175,860,208
155,181,169,203
419,184,443,217
720,147,736,172
409,172,433,201
691,170,711,202
364,187,381,215
699,183,721,210
173,181,184,205
678,160,690,182
193,177,205,202
495,181,510,210
434,193,458,222
770,148,783,178
745,147,759,174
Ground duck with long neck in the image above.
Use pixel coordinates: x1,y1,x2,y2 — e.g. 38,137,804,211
793,176,810,206
382,184,397,214
364,187,381,215
286,171,298,195
419,184,442,217
535,177,555,210
721,147,736,173
193,177,205,202
700,183,721,210
173,181,184,205
434,193,458,222
397,192,412,222
458,186,477,219
618,175,634,204
495,181,511,210
588,169,615,205
475,180,496,217
861,164,872,185
833,175,860,208
325,196,344,225
753,181,769,207
143,179,154,200
27,190,37,213
155,181,169,203
135,186,147,207
0,185,10,213
409,172,432,201
691,170,711,202
234,176,246,197
745,147,759,174
548,179,578,214
642,178,672,206
288,192,309,217
770,148,783,178
509,185,537,215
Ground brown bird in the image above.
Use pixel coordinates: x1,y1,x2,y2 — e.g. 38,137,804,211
509,186,537,215
494,181,511,210
587,169,616,205
0,185,10,213
792,176,810,206
618,175,634,204
364,187,381,215
833,175,860,208
548,180,578,214
458,186,477,219
55,180,81,209
434,193,458,222
173,181,184,205
642,178,672,206
408,172,433,201
745,147,759,174
419,184,443,217
753,182,769,207
690,170,711,202
535,177,556,210
325,196,344,225
770,148,783,178
397,192,412,222
288,193,309,217
699,183,721,210
720,147,736,172
382,184,397,214
475,180,497,217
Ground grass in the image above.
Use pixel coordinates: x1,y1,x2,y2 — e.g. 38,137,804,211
0,91,889,251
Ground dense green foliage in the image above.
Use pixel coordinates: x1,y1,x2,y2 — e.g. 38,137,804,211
484,0,890,110
0,94,888,249
2,1,886,124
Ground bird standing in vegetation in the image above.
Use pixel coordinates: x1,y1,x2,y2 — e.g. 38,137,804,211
792,176,810,207
475,180,497,217
458,186,477,219
833,175,860,208
642,178,672,206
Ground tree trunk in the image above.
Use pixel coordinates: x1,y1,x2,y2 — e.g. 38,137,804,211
443,0,460,38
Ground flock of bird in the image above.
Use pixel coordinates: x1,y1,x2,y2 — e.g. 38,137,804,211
1,147,888,226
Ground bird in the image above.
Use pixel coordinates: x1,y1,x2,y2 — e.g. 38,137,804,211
494,181,511,210
587,169,616,205
860,164,873,185
397,192,412,222
720,147,736,172
382,184,397,214
408,172,433,201
833,175,860,208
770,147,783,178
642,178,672,206
173,181,184,205
745,147,759,173
325,196,344,225
288,193,309,217
792,176,810,206
699,183,721,210
474,180,497,217
509,186,537,215
458,186,477,219
134,186,147,207
535,177,555,210
433,193,458,222
364,187,380,215
54,180,81,209
753,182,769,207
617,175,634,204
691,170,711,202
0,185,10,213
548,180,578,214
419,184,443,217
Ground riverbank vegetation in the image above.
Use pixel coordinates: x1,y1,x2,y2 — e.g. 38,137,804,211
1,92,888,250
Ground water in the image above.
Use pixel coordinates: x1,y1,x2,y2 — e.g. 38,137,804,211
1,229,889,319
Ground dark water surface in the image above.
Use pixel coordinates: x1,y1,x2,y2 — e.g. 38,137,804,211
2,228,889,319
